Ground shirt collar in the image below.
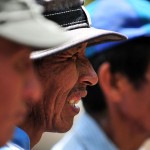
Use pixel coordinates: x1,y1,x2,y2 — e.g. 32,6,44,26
12,127,30,150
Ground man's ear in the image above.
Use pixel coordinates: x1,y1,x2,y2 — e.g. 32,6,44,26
98,63,126,103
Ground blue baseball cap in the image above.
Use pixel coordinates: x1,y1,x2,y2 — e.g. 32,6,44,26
86,0,150,57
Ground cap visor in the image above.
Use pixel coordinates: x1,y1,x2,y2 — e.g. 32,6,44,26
0,17,70,49
31,27,127,59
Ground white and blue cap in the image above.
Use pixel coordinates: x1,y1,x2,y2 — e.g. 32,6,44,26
0,0,70,50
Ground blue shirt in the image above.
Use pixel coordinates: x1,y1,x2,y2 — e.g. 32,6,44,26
52,113,118,150
0,127,30,150
12,127,30,150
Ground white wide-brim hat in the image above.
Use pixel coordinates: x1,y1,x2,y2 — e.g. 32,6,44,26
31,3,127,59
0,0,70,49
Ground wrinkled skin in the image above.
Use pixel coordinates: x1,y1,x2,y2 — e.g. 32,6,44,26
21,43,98,147
35,43,98,132
0,38,41,146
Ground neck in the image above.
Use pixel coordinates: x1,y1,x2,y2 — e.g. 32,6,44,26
20,101,46,148
20,122,44,149
92,106,149,150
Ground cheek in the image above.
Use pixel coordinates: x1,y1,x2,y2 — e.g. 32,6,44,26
51,63,78,90
133,86,150,112
44,68,78,113
0,73,22,142
0,58,29,140
136,87,150,118
0,68,23,120
120,87,150,120
42,64,78,129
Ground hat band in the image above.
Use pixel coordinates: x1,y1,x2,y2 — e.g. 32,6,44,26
44,6,91,30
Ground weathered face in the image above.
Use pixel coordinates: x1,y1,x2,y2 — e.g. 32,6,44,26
117,65,150,133
34,43,98,132
0,38,41,146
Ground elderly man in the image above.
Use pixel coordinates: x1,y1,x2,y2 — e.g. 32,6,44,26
13,0,126,149
0,0,70,148
52,0,150,150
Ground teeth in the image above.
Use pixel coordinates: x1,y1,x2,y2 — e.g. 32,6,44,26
75,105,80,109
68,99,80,106
68,99,80,108
69,100,75,104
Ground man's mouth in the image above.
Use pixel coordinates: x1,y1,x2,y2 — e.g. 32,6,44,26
68,99,80,108
68,99,80,113
67,90,87,113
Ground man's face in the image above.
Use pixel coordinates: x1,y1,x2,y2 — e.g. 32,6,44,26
116,66,150,133
34,43,98,132
0,38,41,146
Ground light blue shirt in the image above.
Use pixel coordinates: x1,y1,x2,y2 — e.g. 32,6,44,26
52,113,118,150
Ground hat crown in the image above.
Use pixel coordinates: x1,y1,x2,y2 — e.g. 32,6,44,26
37,0,90,30
0,0,29,12
0,0,43,22
41,0,84,11
0,0,42,11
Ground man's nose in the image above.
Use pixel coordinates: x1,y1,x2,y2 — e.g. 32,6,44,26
78,58,98,86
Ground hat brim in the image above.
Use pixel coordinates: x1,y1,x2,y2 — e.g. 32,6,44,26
0,17,70,49
31,27,127,59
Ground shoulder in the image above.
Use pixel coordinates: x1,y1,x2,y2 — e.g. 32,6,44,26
52,131,84,150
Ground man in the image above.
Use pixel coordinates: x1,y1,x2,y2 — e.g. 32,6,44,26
52,0,150,150
0,0,70,148
12,0,127,149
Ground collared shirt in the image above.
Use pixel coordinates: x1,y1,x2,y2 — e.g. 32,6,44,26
0,127,29,150
52,113,118,150
12,127,30,150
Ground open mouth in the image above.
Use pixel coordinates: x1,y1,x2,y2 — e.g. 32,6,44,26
67,99,81,113
67,89,87,113
68,99,80,108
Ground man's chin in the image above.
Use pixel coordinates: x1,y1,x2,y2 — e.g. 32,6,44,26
48,120,73,133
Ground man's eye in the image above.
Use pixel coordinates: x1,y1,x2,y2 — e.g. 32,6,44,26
72,55,77,61
71,53,78,62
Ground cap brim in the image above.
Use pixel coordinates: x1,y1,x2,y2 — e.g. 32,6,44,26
0,17,70,49
31,27,127,59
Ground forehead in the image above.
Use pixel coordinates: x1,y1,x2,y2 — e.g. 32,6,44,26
58,42,87,55
36,43,87,68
